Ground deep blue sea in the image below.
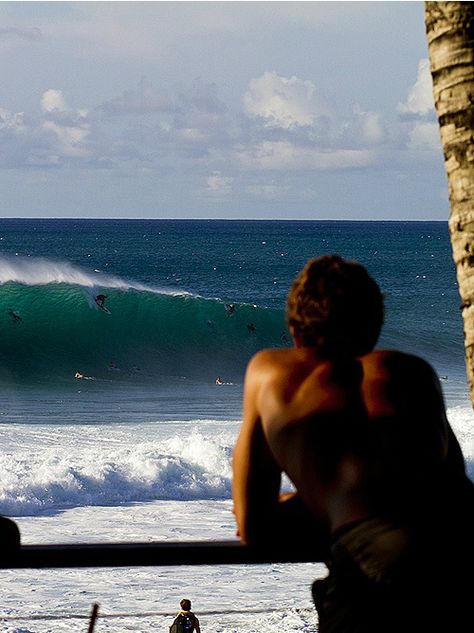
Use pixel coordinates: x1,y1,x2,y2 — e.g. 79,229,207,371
0,219,467,412
0,219,472,632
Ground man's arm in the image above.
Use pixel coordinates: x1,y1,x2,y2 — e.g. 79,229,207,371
233,352,330,550
232,353,282,544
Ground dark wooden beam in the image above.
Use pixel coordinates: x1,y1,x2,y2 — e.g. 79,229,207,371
2,540,323,569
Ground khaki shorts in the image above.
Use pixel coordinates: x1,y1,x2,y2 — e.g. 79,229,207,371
312,517,471,633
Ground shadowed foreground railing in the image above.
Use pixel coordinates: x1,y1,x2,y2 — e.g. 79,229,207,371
0,542,324,630
2,540,323,569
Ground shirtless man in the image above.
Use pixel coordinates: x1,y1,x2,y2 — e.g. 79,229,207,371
233,255,474,633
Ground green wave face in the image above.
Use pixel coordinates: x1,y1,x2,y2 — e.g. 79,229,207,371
0,280,288,384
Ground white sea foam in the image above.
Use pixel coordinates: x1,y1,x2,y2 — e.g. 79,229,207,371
447,405,474,454
8,497,326,633
0,424,236,517
1,407,473,632
1,404,472,519
447,404,474,479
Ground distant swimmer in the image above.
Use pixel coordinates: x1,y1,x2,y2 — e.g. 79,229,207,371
108,359,120,372
215,376,234,386
95,294,111,314
247,322,256,334
74,371,96,381
225,304,236,316
7,309,22,323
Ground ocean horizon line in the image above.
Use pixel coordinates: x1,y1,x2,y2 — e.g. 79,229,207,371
0,217,448,223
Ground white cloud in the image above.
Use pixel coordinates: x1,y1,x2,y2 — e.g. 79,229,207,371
354,108,384,145
36,90,92,162
0,108,26,134
408,122,440,152
398,59,434,116
180,79,227,116
0,91,93,167
41,89,69,113
0,73,430,178
91,79,234,163
95,78,173,117
207,171,233,193
238,141,374,171
242,72,387,160
341,106,385,147
243,71,330,130
0,80,233,169
42,120,90,157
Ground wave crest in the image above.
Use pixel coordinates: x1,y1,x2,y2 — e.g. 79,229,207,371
0,257,287,383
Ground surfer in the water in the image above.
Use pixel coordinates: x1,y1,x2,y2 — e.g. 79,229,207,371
7,309,22,323
95,294,108,310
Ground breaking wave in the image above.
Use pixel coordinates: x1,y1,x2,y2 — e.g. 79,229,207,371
0,256,287,384
0,425,235,516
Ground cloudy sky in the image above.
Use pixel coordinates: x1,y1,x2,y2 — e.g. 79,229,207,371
0,1,447,219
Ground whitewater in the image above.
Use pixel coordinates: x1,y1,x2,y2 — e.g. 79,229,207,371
0,219,473,632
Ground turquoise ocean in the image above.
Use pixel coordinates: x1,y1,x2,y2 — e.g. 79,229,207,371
0,219,472,632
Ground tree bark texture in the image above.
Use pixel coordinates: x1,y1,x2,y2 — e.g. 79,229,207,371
425,2,474,405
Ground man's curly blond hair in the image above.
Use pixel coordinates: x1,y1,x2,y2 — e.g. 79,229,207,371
286,255,384,357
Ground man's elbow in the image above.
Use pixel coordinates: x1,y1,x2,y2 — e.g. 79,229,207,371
238,511,275,546
235,514,254,545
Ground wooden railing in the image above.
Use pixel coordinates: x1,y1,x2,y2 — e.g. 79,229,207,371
3,540,322,569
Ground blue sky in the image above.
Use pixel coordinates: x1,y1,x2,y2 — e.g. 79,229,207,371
0,1,447,219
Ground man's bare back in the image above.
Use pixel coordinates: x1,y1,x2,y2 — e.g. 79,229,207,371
234,347,464,544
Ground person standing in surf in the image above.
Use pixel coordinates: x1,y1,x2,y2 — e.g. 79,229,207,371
169,599,201,633
233,254,474,633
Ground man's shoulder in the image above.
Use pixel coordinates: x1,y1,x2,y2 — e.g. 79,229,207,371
248,347,300,369
248,349,435,377
365,350,436,375
247,347,323,380
362,350,441,410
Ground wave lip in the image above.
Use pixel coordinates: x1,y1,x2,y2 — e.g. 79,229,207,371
0,255,156,292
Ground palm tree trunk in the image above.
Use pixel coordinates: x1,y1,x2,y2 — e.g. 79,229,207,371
425,2,474,405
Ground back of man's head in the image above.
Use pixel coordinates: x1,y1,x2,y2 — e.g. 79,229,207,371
180,599,191,611
287,255,384,357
